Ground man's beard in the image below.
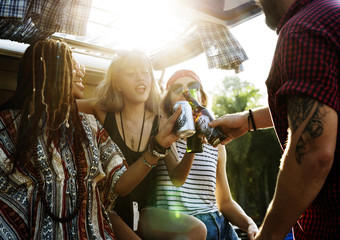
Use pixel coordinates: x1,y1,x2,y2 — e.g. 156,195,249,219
256,0,282,30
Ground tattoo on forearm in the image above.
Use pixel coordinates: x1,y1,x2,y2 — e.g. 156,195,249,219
287,97,326,164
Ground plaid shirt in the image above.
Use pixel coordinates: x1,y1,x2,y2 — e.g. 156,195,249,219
0,0,29,18
0,0,92,43
266,0,340,239
197,21,248,73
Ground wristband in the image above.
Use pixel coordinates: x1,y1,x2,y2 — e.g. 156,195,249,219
148,143,169,158
248,109,257,132
148,136,170,158
152,136,169,153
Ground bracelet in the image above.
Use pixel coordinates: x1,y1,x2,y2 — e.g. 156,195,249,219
151,136,169,153
142,154,157,168
147,136,170,158
248,109,257,132
148,143,169,158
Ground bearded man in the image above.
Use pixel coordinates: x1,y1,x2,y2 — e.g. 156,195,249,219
211,0,339,239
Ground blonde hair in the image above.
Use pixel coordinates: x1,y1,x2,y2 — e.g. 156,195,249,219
95,51,161,115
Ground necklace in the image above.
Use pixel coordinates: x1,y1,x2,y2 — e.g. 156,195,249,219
120,108,145,152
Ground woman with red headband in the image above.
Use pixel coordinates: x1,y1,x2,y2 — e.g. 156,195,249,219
156,69,258,240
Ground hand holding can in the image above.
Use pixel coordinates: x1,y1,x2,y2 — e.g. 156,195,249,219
173,101,196,139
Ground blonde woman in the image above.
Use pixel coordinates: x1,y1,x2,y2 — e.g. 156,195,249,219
77,51,206,239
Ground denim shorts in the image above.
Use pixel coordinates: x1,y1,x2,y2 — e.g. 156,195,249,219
284,228,294,240
195,211,239,240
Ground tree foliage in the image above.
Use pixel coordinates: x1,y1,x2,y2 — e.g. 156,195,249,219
212,75,261,117
212,75,281,224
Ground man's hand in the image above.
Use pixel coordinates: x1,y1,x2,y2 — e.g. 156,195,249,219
209,111,249,145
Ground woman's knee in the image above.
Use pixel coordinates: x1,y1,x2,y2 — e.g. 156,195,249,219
138,207,207,240
186,217,207,240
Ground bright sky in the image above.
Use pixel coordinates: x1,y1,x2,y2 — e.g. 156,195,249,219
87,0,192,52
162,14,278,107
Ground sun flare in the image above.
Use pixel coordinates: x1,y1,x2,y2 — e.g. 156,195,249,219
89,0,190,53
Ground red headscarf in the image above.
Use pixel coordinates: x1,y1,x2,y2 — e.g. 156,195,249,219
166,69,201,90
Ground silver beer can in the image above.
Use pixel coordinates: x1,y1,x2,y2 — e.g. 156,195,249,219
173,101,195,138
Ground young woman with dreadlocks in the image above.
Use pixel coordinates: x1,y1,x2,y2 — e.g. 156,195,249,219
0,39,180,239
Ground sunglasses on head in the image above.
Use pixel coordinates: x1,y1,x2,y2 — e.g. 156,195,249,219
170,81,200,95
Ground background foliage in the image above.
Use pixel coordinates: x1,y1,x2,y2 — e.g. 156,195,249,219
212,75,282,225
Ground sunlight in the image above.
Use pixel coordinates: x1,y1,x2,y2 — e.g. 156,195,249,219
175,211,181,218
89,0,190,53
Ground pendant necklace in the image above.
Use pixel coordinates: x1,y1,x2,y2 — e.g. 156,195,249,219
120,108,145,152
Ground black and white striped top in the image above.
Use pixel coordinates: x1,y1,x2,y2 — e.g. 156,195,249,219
155,138,219,215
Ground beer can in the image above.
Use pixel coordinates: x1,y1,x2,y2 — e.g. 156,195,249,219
173,101,195,138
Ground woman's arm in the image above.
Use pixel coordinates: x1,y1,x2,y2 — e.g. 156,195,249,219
76,99,95,114
215,145,258,240
76,99,106,125
113,150,162,196
164,143,195,187
114,107,182,196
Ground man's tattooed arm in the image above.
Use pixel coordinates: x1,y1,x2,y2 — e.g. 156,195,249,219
287,96,327,164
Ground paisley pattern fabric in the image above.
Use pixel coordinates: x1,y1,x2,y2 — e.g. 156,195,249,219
0,110,126,239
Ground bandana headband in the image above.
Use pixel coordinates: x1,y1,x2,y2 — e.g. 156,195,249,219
166,69,201,90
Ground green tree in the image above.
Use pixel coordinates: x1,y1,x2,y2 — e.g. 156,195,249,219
212,75,281,224
212,75,261,118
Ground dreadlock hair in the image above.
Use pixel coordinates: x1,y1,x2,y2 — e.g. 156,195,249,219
0,39,90,222
1,39,88,174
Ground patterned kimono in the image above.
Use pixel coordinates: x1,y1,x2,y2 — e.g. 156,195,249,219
0,110,127,239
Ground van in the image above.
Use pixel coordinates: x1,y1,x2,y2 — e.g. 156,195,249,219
0,0,261,104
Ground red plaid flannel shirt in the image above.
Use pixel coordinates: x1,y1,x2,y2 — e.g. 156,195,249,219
265,0,340,239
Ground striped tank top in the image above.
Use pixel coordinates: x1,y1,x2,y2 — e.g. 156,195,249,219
155,138,219,215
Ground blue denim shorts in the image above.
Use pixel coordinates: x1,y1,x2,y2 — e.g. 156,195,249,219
195,211,239,240
284,228,294,240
